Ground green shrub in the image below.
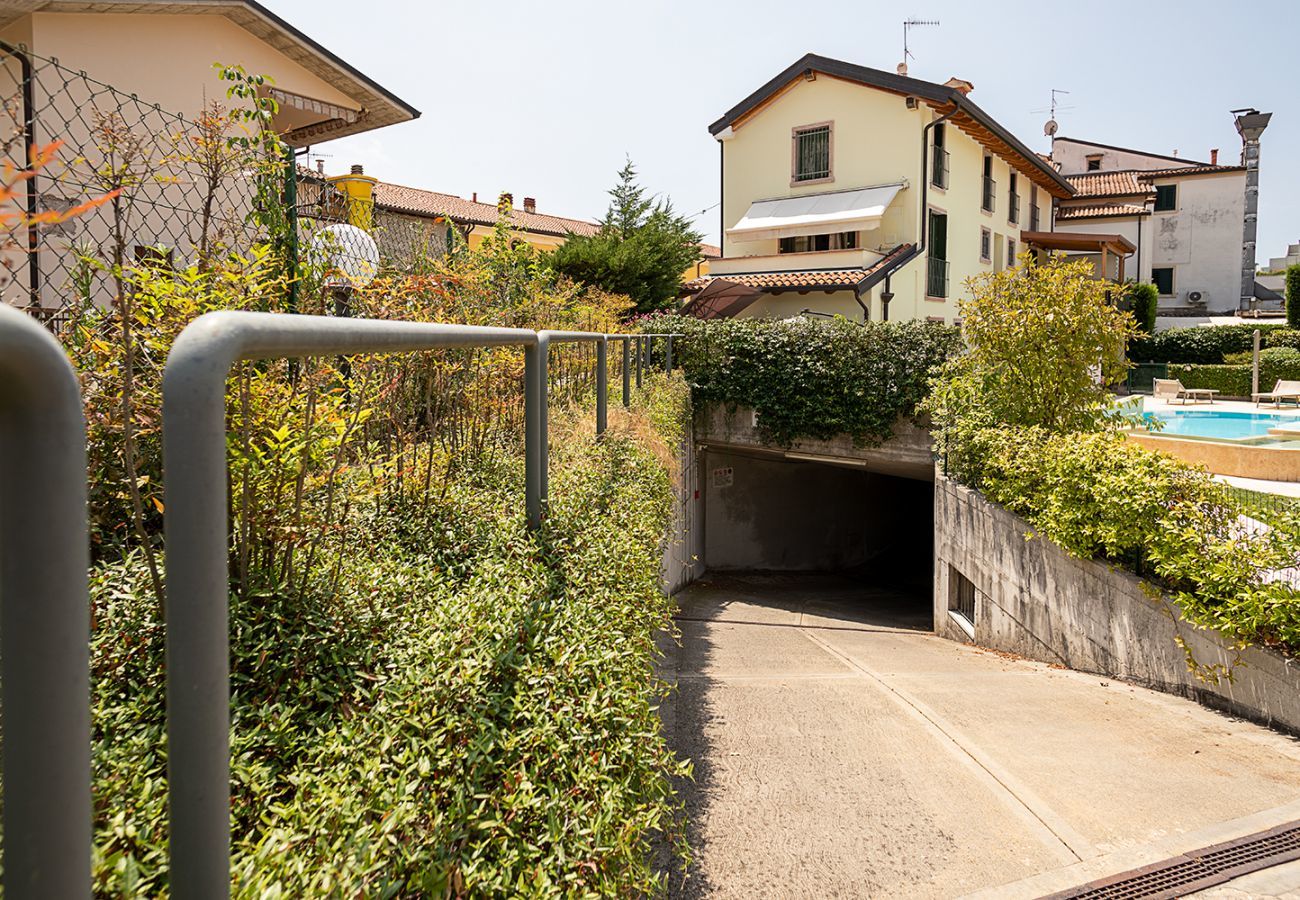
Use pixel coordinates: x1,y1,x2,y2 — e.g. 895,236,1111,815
89,378,693,895
1123,282,1158,334
1129,323,1286,364
1168,364,1253,397
1287,264,1300,328
1264,328,1300,351
658,314,960,447
973,427,1300,654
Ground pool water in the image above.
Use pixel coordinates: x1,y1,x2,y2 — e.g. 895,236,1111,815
1144,410,1298,440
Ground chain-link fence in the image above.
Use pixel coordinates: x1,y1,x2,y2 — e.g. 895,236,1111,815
0,41,448,333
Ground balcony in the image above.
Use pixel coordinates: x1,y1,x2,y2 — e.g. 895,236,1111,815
931,146,950,189
927,256,949,298
982,177,996,213
1008,192,1020,224
1029,205,1041,232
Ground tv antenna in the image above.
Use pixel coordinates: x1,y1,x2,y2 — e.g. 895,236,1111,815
898,19,939,76
1031,88,1072,137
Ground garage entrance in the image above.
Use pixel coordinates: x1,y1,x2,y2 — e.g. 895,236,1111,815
699,446,934,628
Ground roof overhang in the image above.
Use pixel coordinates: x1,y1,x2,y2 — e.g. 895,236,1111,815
1021,230,1135,255
709,53,1075,200
0,0,420,144
727,183,905,243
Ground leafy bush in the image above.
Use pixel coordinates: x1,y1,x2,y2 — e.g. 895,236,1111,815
1172,348,1300,397
90,376,693,895
657,314,960,446
1123,282,1158,334
1287,264,1300,328
1129,323,1286,364
972,427,1300,654
1265,328,1300,351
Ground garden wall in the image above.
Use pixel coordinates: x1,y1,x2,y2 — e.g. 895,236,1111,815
934,474,1300,735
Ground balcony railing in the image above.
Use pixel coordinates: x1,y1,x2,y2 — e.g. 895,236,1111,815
1008,191,1020,224
931,146,950,189
927,256,949,298
982,177,996,213
1029,205,1041,232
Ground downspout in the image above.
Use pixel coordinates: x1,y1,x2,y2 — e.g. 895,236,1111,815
1,40,40,308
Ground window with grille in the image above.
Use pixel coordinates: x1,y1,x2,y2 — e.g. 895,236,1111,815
980,227,991,262
779,231,857,253
1007,237,1017,264
949,566,977,628
981,156,996,212
792,124,832,182
1008,173,1020,224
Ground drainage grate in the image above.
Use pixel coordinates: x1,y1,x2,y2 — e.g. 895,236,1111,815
1042,821,1300,899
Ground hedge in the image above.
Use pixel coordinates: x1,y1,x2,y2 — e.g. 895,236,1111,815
653,314,962,447
1130,323,1290,364
88,376,693,896
1171,348,1300,398
1287,264,1300,328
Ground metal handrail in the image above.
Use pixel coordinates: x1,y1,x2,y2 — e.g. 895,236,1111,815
0,304,91,898
162,311,544,897
931,146,950,189
982,176,996,213
927,257,950,299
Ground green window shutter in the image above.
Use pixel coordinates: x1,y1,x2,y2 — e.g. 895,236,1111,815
1155,185,1177,212
930,212,948,258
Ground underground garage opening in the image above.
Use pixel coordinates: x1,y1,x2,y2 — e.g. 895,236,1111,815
698,445,935,629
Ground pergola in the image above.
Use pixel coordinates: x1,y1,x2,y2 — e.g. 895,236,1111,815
1019,231,1136,282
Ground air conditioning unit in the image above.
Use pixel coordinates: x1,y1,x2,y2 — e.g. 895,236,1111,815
1187,290,1206,305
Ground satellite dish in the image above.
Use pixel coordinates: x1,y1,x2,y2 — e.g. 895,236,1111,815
309,223,380,289
1044,118,1059,137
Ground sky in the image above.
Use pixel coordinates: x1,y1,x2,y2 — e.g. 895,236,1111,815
273,0,1296,265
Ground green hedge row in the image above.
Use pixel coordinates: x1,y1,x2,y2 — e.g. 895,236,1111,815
1170,347,1300,398
652,313,962,447
1130,323,1300,365
90,376,692,896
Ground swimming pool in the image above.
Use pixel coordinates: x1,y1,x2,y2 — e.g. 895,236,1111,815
1144,409,1299,441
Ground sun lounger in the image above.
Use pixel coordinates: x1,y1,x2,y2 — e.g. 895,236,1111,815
1253,379,1300,407
1153,378,1219,405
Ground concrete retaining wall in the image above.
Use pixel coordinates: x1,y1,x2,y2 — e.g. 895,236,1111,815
662,432,703,594
934,474,1300,735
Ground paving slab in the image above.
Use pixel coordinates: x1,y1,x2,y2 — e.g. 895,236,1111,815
660,575,1300,898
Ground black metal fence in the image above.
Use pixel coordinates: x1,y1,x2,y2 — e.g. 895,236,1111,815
0,42,448,332
1126,362,1168,394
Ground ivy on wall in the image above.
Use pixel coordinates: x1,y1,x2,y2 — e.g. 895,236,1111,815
659,315,961,448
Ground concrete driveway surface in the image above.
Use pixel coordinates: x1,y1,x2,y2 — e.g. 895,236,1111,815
658,573,1300,899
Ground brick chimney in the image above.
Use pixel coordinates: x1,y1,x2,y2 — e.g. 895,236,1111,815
1233,108,1273,310
944,77,974,96
523,197,536,214
498,191,513,213
1210,148,1219,165
350,163,364,175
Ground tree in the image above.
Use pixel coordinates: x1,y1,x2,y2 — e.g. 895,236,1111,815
1123,281,1158,335
548,160,701,316
926,254,1138,436
1286,264,1300,329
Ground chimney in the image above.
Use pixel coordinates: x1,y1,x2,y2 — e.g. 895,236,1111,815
498,191,513,213
943,77,974,96
1233,107,1273,311
350,164,364,175
523,197,536,214
472,192,477,203
1210,148,1219,165
315,159,324,174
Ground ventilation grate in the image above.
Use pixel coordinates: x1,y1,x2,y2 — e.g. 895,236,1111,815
1042,821,1300,900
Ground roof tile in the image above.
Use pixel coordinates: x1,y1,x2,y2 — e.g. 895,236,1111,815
683,243,913,294
1065,170,1152,197
1057,203,1149,220
374,182,600,238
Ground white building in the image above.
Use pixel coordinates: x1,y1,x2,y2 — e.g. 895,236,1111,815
1050,132,1266,322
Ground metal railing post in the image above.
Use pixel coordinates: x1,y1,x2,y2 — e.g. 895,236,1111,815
596,338,607,435
665,334,673,373
621,337,631,407
636,336,644,389
161,311,538,897
0,305,91,899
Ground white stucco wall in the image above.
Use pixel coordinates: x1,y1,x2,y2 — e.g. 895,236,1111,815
1051,138,1202,175
1147,172,1245,312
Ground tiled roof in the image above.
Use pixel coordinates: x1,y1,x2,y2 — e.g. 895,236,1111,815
1065,171,1153,197
699,243,722,258
1057,203,1149,220
683,243,915,294
374,182,601,237
1136,164,1246,179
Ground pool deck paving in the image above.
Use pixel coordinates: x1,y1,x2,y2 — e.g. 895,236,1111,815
659,573,1300,898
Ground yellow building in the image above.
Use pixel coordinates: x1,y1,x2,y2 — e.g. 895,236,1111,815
683,54,1077,323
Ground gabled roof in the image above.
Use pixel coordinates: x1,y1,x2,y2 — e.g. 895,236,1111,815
1137,164,1246,180
709,53,1073,199
1066,171,1153,198
1052,136,1207,167
1,0,420,141
374,182,600,239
